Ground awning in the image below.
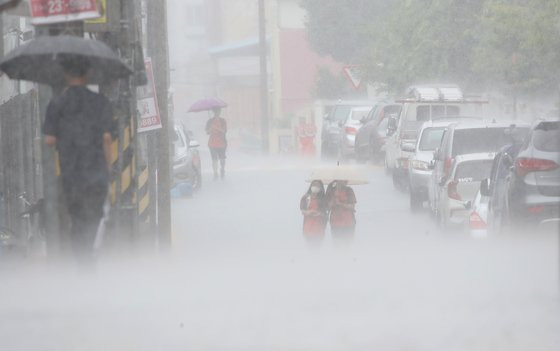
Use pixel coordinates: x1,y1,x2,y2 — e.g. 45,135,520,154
2,0,28,16
209,36,270,57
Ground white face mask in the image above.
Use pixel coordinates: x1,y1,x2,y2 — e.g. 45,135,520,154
311,186,321,194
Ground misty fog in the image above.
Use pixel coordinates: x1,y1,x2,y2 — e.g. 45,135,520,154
1,0,559,350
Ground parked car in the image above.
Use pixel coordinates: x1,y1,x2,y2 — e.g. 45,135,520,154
173,124,201,189
338,106,375,159
437,153,495,230
385,84,486,190
406,118,476,211
355,103,402,163
321,100,376,159
428,121,529,217
481,129,530,234
500,118,560,231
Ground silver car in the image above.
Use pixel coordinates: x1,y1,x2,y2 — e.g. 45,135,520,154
338,106,375,159
406,118,480,211
173,124,201,189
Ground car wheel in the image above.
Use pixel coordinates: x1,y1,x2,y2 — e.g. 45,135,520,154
369,138,379,164
337,145,347,164
355,146,366,164
193,170,202,190
392,171,404,191
438,210,449,231
409,190,423,212
384,157,391,175
321,142,329,160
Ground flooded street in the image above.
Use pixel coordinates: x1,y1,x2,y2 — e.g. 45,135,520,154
1,152,558,350
1,1,560,350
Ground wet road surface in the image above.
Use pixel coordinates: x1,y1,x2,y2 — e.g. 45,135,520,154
0,152,559,350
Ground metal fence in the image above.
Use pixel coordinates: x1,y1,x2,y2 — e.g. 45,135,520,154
0,89,41,236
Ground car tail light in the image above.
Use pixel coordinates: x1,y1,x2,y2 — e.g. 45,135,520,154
527,205,545,213
398,157,409,170
469,211,487,230
345,126,357,135
515,158,558,177
447,180,461,200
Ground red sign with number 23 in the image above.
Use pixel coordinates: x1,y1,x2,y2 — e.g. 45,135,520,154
29,0,101,25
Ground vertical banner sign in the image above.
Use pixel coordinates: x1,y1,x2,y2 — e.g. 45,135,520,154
137,58,163,133
29,0,102,25
85,0,106,24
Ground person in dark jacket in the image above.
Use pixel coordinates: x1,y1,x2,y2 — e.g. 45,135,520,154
300,180,328,241
42,56,114,264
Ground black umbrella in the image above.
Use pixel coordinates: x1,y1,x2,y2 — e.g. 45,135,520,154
0,35,133,85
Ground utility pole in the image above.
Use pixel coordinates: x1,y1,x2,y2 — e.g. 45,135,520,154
146,0,172,251
258,0,269,153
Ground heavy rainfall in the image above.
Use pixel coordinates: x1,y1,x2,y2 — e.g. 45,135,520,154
0,0,559,350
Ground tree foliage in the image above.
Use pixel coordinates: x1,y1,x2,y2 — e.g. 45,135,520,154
301,0,560,95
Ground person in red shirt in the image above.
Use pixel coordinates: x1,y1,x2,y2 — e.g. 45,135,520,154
296,117,317,157
300,180,328,242
205,107,228,180
328,180,357,238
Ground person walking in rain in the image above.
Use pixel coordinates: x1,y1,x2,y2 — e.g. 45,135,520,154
42,56,114,264
328,180,357,238
206,107,227,180
300,180,328,242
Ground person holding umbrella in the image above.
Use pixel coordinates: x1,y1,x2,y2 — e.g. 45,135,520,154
328,180,357,239
42,56,115,264
205,107,228,180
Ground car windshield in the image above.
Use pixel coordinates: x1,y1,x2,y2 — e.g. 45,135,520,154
331,105,353,122
533,121,560,151
173,129,185,148
351,108,371,121
419,127,445,151
454,159,494,182
377,116,389,131
452,127,515,156
416,105,460,121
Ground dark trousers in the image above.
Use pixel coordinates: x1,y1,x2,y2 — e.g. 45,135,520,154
63,182,107,262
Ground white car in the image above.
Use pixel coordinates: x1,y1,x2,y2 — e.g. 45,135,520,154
437,153,495,230
406,119,477,211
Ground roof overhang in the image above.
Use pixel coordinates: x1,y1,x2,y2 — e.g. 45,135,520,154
209,36,270,57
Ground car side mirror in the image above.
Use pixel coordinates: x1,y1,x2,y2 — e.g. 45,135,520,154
188,140,200,148
464,201,472,210
433,148,440,161
480,178,491,196
428,160,435,169
360,117,367,124
439,176,446,186
400,142,416,153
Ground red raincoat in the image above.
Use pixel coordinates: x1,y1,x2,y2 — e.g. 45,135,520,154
300,194,327,236
329,186,356,231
